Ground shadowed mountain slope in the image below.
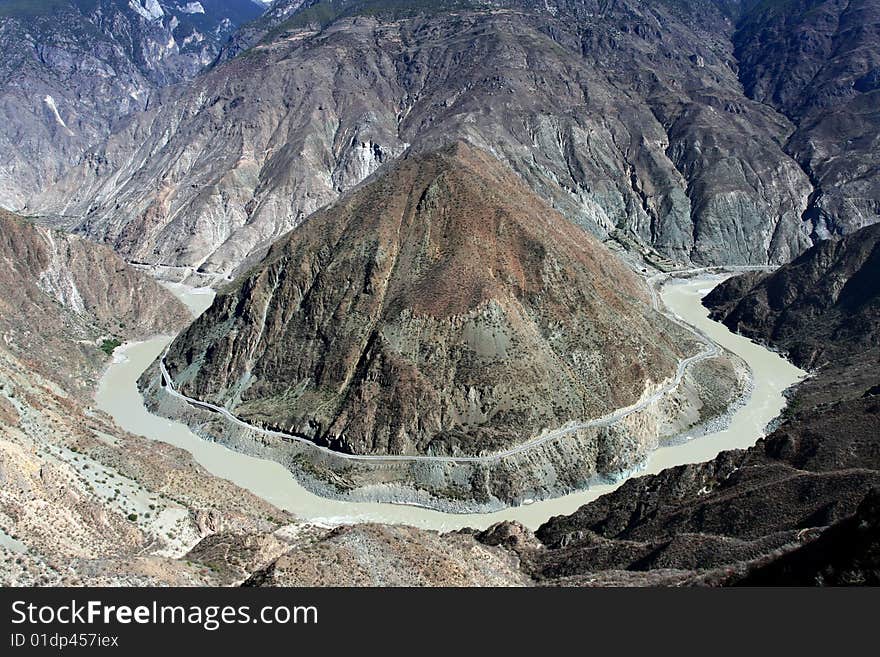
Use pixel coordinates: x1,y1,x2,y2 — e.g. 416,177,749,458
704,222,880,368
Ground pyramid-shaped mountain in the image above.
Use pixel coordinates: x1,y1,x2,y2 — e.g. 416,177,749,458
164,142,686,456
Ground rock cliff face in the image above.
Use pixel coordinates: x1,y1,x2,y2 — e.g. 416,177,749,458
0,0,266,209
733,0,880,240
703,222,880,368
21,0,828,276
0,208,189,392
163,142,687,456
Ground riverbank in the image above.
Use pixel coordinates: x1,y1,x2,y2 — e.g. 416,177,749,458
142,345,746,512
96,274,804,530
143,269,748,512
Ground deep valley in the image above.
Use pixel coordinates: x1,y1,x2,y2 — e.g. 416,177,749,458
1,0,878,588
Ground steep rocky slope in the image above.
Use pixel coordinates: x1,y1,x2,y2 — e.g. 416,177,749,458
2,207,510,587
509,348,880,584
224,391,880,585
0,209,293,585
477,229,880,585
0,0,267,209
25,0,818,276
235,227,876,586
4,204,875,585
526,369,880,584
162,142,687,457
176,343,879,586
5,1,878,276
704,222,880,368
0,208,190,392
733,0,880,240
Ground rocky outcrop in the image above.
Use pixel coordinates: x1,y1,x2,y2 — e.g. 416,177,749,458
242,523,531,587
703,223,880,368
25,0,818,276
162,142,688,457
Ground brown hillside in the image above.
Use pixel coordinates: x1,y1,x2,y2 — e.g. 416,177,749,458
165,142,687,456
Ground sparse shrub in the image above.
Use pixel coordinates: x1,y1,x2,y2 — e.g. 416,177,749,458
100,338,122,356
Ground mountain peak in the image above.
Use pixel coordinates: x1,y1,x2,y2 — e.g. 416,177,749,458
164,143,685,456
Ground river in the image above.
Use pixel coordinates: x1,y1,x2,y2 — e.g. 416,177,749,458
95,275,804,531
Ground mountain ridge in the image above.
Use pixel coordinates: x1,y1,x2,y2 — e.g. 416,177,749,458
0,0,267,209
703,222,880,368
18,0,831,277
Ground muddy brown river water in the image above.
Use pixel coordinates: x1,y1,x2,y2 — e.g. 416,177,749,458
95,276,804,531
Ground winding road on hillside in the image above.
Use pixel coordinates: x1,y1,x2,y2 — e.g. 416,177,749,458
97,270,804,530
156,266,769,465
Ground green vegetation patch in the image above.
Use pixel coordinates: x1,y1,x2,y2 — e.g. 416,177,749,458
100,338,122,356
